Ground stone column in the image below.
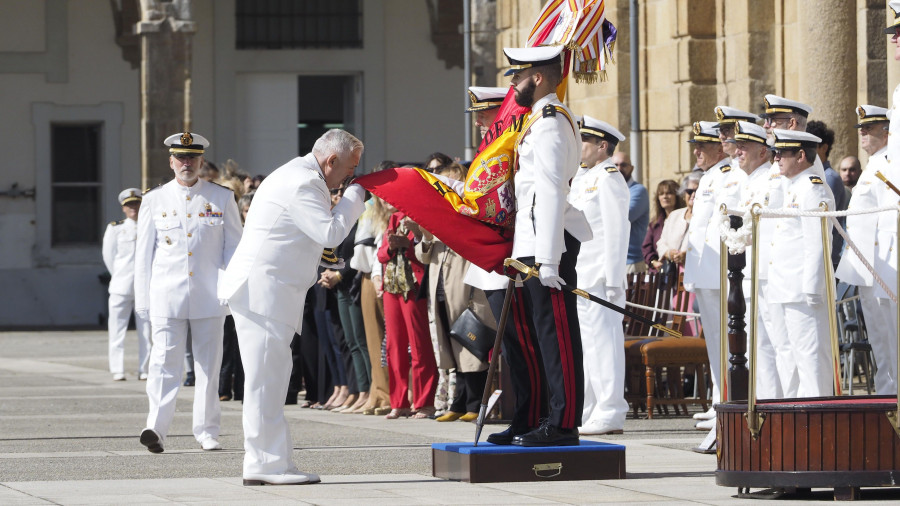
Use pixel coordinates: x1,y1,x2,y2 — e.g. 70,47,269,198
797,0,856,163
136,0,196,188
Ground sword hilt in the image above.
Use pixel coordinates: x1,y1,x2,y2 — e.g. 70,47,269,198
503,258,539,282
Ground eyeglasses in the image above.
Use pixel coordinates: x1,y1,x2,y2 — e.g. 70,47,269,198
684,188,697,196
772,148,800,158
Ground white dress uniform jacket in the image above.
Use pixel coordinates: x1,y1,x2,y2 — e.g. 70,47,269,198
219,153,365,331
569,159,630,290
683,157,732,291
738,162,782,281
767,168,835,304
511,93,580,264
103,218,138,296
135,178,242,318
835,148,887,286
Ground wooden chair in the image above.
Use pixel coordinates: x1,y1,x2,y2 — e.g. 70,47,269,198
638,273,710,418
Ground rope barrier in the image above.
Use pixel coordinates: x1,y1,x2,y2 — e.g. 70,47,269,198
715,203,899,304
624,300,700,318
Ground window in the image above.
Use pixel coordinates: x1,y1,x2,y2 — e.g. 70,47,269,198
50,124,102,246
297,75,356,156
236,0,363,50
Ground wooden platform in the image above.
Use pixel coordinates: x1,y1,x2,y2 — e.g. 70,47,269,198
432,440,626,483
717,396,900,500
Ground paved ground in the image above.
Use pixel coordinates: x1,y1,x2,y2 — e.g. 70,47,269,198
1,330,898,504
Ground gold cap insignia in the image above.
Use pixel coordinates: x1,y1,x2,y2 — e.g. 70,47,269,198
857,106,866,122
692,122,701,135
715,107,725,122
763,97,772,109
180,132,193,146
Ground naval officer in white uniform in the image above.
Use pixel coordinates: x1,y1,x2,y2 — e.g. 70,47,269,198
836,105,896,394
682,121,731,422
569,116,630,435
220,129,366,486
103,188,151,381
135,132,242,453
768,129,835,398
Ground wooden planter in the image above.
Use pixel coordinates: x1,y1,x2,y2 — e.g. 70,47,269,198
717,396,900,500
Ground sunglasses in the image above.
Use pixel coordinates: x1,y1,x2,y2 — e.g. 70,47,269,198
684,188,697,196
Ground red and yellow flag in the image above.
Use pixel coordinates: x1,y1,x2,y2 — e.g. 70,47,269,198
356,0,615,272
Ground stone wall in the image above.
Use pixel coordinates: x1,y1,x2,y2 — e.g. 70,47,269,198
494,0,890,189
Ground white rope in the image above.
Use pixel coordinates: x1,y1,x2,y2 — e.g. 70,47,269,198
829,215,897,303
625,300,700,318
723,205,898,218
715,204,899,304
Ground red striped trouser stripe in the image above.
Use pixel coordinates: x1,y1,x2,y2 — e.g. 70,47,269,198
551,288,576,428
512,287,541,426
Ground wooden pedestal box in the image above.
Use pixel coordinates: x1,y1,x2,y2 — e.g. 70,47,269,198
432,441,626,483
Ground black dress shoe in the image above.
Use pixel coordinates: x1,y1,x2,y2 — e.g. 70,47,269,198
486,425,531,445
512,423,579,447
183,372,195,387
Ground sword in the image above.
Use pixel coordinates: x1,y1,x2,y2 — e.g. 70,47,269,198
473,276,516,446
876,171,900,198
504,258,682,338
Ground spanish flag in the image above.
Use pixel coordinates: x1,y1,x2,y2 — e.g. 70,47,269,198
356,0,615,273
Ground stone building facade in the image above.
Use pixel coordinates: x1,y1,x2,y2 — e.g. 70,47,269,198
495,0,892,189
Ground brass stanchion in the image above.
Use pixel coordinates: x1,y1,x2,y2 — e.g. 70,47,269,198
888,207,900,437
719,205,729,404
745,204,765,438
819,202,841,396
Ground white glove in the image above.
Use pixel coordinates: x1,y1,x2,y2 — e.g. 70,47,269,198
606,287,623,302
806,294,823,306
218,298,229,307
135,309,149,320
538,263,564,290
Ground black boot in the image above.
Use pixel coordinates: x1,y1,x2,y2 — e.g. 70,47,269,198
513,419,579,447
486,424,531,445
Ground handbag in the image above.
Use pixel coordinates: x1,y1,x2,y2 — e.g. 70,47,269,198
660,258,679,288
449,287,494,362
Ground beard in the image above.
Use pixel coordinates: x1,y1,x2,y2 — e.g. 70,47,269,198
175,168,199,185
514,78,536,108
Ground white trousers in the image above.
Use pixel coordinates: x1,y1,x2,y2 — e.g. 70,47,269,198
771,301,834,397
859,286,898,394
578,287,627,429
695,288,722,403
231,303,299,476
107,293,151,374
146,315,224,443
746,291,781,400
758,280,800,397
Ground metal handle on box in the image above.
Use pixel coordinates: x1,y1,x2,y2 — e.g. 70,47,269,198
532,462,562,478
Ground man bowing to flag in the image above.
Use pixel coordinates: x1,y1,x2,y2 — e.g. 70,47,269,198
219,129,366,485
